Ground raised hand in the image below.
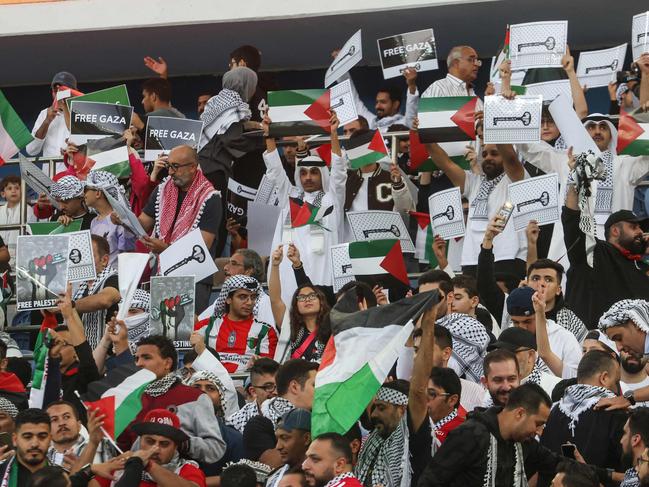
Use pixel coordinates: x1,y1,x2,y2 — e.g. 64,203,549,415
561,45,575,74
143,56,168,78
286,243,302,267
432,235,448,270
271,245,284,267
372,285,388,306
532,289,546,314
526,220,540,246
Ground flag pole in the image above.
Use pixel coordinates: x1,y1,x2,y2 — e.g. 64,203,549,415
73,391,124,455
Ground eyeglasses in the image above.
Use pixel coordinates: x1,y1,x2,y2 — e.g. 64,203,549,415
166,161,195,171
252,383,277,392
296,292,319,302
461,57,482,66
234,293,257,303
426,389,451,399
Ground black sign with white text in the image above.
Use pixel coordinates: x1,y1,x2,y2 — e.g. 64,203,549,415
144,116,203,161
69,101,133,145
377,29,438,79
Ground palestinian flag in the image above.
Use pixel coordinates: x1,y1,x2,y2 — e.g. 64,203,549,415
342,130,389,169
617,109,649,156
314,144,332,167
29,312,58,408
408,132,470,173
0,90,33,165
490,25,510,80
268,89,331,137
289,197,333,228
417,96,477,143
81,363,156,438
55,85,84,102
72,135,131,178
29,220,83,235
66,84,130,109
349,239,409,287
409,211,449,265
311,290,438,436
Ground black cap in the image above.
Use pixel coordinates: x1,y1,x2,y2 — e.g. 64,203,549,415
604,210,649,234
488,327,537,353
506,286,535,317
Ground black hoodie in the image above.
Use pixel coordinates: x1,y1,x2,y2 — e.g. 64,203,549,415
418,407,567,487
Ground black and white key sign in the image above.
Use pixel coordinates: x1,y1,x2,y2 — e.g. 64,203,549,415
377,29,438,79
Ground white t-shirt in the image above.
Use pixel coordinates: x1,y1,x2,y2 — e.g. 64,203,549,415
461,170,528,266
621,375,649,408
26,108,70,158
541,319,582,379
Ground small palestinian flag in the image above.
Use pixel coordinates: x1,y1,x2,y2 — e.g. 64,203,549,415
343,130,389,169
417,96,477,143
0,90,33,165
268,89,331,137
312,290,438,436
349,239,409,287
490,25,511,80
29,311,58,408
289,197,333,228
409,211,449,265
82,363,156,439
617,109,649,156
55,85,84,102
73,135,131,178
407,133,470,173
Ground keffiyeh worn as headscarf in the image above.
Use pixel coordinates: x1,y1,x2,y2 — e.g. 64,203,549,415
84,170,129,207
123,289,151,351
201,67,256,138
130,289,151,312
582,115,618,222
437,314,490,383
558,384,616,434
212,275,262,318
599,299,649,334
51,176,84,200
224,459,272,483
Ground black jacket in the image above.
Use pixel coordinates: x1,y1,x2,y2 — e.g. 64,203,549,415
417,407,563,487
539,404,626,485
562,206,649,328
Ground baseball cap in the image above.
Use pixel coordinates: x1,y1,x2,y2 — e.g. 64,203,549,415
51,71,77,90
506,286,535,317
604,210,649,234
488,327,537,353
276,408,311,432
131,408,188,444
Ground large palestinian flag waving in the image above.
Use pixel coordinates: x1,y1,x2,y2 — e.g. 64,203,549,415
417,96,477,143
311,290,439,436
617,109,649,156
0,90,33,165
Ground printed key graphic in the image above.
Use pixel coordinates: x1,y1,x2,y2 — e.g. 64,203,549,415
516,191,550,211
362,224,401,238
237,185,256,198
330,98,345,110
517,36,556,52
330,46,356,72
341,264,352,274
399,63,421,74
638,32,648,42
585,59,619,74
164,245,206,275
493,111,532,126
432,205,455,221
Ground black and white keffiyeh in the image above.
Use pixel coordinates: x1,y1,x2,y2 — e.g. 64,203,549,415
558,384,616,434
201,89,252,134
84,170,127,204
471,173,505,220
225,459,272,484
130,289,150,312
355,415,410,487
213,275,261,318
599,299,649,335
376,386,408,406
437,314,490,382
73,265,118,349
621,467,640,487
261,396,294,425
51,176,84,200
430,409,458,456
483,433,527,487
521,360,544,386
226,400,260,433
556,308,588,343
0,397,18,419
594,150,615,217
324,472,361,487
145,373,179,398
186,370,228,416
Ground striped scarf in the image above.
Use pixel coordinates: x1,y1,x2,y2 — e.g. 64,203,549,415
431,409,458,456
594,150,615,217
154,171,218,244
73,265,118,349
471,173,505,220
483,434,527,487
355,415,410,487
522,360,543,386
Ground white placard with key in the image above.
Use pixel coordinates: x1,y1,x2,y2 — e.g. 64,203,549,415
325,29,363,88
483,95,542,144
508,173,560,231
346,210,414,253
577,44,627,88
429,187,465,240
329,80,359,127
159,228,217,281
632,11,649,61
509,21,568,70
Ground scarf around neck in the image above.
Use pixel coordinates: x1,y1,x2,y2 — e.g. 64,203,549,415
73,265,117,349
522,360,544,387
154,172,217,244
558,384,616,434
483,433,527,487
595,150,615,217
145,373,179,397
355,415,410,487
471,173,505,220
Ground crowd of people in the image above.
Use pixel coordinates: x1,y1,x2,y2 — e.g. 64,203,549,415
0,18,648,487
